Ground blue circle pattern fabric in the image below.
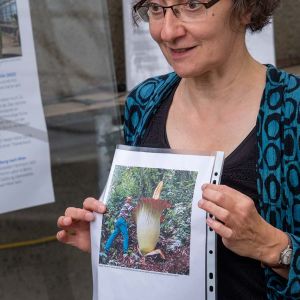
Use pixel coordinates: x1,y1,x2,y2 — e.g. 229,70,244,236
124,65,300,299
258,66,300,299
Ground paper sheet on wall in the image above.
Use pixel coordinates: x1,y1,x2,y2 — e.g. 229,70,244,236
0,0,54,213
123,1,276,91
91,145,224,300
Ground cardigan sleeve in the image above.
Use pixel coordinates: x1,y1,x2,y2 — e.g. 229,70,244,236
266,234,300,299
123,77,157,146
274,73,300,298
123,93,135,146
258,66,300,299
123,81,146,146
123,72,180,146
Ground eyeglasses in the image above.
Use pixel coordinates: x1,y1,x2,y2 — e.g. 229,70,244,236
134,0,220,23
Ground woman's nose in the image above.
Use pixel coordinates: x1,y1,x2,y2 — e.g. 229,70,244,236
160,9,186,42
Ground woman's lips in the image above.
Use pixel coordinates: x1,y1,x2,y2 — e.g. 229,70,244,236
169,46,196,59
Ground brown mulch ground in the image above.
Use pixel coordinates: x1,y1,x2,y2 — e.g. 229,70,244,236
100,227,190,275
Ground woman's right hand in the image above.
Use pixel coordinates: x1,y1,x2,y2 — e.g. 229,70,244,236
56,197,106,252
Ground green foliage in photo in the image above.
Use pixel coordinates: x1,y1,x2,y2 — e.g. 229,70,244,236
103,166,198,246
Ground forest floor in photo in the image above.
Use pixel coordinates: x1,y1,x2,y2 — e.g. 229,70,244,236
100,226,190,275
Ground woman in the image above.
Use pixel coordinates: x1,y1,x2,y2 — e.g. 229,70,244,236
57,0,300,299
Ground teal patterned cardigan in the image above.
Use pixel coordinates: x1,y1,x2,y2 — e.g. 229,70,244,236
124,65,300,299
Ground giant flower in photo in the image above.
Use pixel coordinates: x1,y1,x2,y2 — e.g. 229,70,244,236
134,181,171,255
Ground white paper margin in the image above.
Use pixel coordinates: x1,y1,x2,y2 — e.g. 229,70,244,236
91,146,224,300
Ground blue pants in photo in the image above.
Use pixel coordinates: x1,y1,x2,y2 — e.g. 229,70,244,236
104,217,129,254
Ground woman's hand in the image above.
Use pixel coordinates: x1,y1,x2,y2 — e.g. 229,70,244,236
199,184,289,267
57,197,106,252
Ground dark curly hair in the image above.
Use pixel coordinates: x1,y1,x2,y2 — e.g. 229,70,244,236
232,0,280,32
132,0,281,32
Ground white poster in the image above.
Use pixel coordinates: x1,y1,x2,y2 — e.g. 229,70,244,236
123,1,276,91
91,146,224,300
0,0,54,213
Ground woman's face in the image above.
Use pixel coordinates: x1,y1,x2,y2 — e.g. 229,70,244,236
148,0,246,78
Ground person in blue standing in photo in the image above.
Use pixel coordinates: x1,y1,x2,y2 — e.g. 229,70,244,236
104,196,134,257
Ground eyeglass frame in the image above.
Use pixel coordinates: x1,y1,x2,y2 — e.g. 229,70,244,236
133,0,220,22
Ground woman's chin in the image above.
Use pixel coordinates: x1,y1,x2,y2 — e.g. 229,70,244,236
171,63,214,79
172,68,200,78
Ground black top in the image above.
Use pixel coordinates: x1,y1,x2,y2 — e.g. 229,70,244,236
140,90,267,299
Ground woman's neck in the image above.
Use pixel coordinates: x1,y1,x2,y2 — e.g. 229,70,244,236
178,51,266,109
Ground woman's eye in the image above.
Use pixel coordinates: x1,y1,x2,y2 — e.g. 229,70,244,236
149,4,163,13
186,1,201,10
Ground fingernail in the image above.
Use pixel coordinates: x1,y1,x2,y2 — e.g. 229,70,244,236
202,184,208,191
85,212,94,221
63,217,71,226
98,204,105,213
207,218,213,226
198,199,204,208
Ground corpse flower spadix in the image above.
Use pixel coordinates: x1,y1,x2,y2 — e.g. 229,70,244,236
134,181,171,255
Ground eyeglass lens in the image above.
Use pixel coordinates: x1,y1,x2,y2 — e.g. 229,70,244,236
137,2,211,23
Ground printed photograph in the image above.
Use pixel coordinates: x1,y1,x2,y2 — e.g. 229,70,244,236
99,165,198,275
0,0,22,59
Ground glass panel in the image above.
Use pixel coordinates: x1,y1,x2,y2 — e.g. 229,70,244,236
0,0,121,299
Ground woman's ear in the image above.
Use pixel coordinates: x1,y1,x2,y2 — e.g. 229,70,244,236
240,10,252,27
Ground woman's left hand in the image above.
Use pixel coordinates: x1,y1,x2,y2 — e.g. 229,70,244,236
199,184,288,265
